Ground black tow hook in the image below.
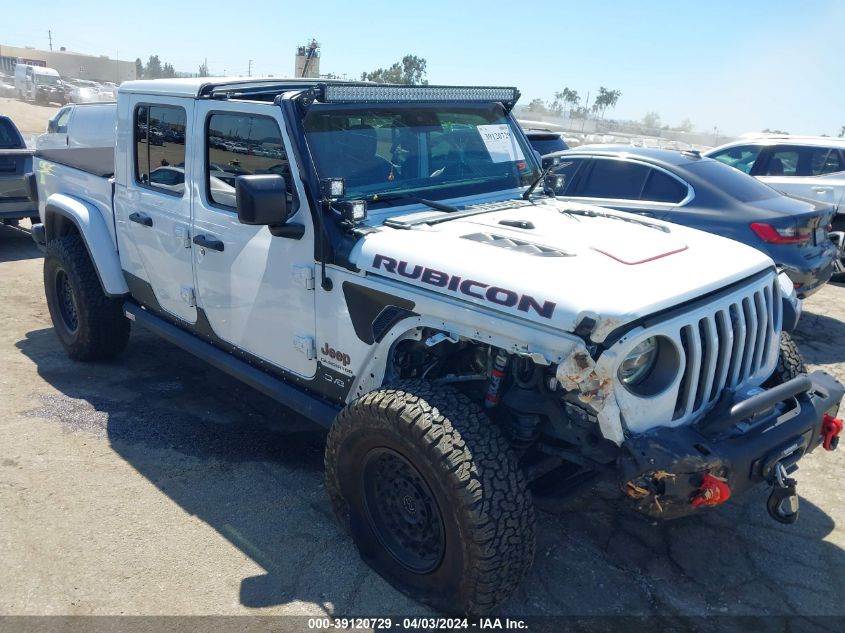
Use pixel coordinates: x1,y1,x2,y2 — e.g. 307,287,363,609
766,463,799,524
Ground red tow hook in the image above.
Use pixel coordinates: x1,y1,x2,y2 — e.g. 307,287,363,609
691,473,732,508
821,414,843,451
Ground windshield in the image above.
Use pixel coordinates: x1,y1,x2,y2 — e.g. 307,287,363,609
35,74,60,86
303,103,539,204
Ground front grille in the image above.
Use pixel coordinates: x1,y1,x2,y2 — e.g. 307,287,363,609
673,275,782,421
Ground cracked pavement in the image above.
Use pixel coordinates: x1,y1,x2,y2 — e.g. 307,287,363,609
1,222,844,621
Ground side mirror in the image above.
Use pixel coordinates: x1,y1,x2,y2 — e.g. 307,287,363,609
236,174,289,226
543,173,567,195
47,119,57,133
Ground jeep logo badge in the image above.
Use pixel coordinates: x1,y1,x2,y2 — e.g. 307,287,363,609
320,342,351,367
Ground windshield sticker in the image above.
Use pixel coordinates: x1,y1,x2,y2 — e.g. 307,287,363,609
477,124,525,164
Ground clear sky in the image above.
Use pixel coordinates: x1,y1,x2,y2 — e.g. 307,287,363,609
2,0,843,136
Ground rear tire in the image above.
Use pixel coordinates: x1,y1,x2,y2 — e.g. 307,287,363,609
325,380,535,615
765,332,807,386
44,234,130,361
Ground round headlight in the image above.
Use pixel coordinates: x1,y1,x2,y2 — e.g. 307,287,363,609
618,337,659,386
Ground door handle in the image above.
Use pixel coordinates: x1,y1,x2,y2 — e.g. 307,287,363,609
193,234,224,252
129,212,153,227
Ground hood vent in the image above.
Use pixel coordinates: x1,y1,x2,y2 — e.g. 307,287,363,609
462,232,574,257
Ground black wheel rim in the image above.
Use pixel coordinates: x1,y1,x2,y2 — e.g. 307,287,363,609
54,268,79,333
361,447,445,574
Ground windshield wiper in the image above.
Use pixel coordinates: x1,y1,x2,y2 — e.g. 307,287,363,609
522,164,555,201
370,192,460,213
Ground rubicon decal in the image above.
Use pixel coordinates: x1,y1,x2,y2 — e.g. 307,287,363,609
372,254,556,319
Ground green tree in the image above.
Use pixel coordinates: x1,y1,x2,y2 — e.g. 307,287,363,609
162,62,176,78
362,55,428,85
594,86,622,119
198,61,209,77
526,98,548,114
145,55,163,79
642,111,661,128
838,125,844,138
134,58,144,79
548,87,578,117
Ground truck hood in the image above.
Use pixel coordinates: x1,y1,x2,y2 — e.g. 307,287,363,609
353,199,774,342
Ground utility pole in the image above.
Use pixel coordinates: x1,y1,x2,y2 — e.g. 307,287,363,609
248,60,252,77
48,30,53,51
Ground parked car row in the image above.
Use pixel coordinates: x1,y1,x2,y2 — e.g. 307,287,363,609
5,62,119,106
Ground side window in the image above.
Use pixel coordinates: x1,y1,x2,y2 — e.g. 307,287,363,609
206,113,289,209
810,148,844,176
134,104,187,195
54,108,71,133
548,157,587,195
578,159,650,200
762,148,799,176
641,169,688,203
709,145,761,174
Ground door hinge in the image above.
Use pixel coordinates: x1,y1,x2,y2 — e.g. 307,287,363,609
293,335,316,359
180,286,196,307
291,265,315,290
174,224,191,248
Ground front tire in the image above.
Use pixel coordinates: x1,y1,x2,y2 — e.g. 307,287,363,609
44,234,130,361
325,381,535,615
765,332,807,386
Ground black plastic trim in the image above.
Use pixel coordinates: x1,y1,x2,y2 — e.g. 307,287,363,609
269,223,305,239
123,271,353,407
342,281,417,345
125,303,339,428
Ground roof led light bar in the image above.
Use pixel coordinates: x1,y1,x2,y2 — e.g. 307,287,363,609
319,84,520,109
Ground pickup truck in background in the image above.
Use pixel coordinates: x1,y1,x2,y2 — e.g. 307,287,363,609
32,78,845,615
0,115,38,226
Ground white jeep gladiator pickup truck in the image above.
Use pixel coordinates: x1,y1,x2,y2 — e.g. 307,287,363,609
33,78,844,615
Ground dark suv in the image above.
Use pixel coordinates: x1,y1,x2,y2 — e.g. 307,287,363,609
523,128,569,156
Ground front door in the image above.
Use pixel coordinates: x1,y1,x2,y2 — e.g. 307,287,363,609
190,100,317,378
114,97,196,322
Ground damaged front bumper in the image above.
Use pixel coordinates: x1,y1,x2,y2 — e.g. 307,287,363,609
619,370,844,520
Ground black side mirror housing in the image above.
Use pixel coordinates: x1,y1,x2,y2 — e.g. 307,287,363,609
236,174,289,225
47,119,57,133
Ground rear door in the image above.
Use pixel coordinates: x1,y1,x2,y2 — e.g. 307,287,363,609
114,97,196,322
757,145,845,207
559,156,688,217
190,100,317,379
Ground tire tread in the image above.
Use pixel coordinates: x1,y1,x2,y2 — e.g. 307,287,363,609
325,380,535,615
